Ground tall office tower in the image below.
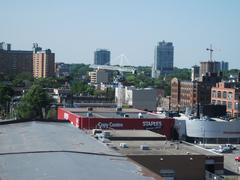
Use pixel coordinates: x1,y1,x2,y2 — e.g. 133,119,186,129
220,61,229,71
94,49,110,65
0,42,33,75
152,41,174,78
191,65,200,81
200,61,221,77
33,43,55,78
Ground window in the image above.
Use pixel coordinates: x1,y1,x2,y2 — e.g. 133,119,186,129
212,100,216,104
235,94,239,100
223,91,227,99
222,101,226,106
228,102,232,109
228,92,233,100
217,91,221,98
235,102,239,110
217,100,221,105
212,90,216,98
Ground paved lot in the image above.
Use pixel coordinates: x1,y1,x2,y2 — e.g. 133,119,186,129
201,144,240,179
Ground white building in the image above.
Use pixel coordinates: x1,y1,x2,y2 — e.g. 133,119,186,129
115,86,157,111
89,69,109,84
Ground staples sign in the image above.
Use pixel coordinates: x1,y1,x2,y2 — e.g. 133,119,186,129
142,121,162,130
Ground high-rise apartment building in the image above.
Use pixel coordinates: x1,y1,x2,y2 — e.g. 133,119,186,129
0,42,33,75
220,61,229,71
152,41,174,78
200,61,221,78
33,43,55,78
94,49,110,65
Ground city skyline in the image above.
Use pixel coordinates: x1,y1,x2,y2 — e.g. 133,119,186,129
1,0,240,69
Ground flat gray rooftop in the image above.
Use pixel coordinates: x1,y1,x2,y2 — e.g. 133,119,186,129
64,107,161,118
0,121,156,180
105,130,166,138
110,140,221,156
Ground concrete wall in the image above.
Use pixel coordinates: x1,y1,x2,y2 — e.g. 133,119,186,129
186,119,240,138
132,89,157,111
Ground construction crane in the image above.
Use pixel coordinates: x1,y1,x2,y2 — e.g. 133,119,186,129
206,44,214,61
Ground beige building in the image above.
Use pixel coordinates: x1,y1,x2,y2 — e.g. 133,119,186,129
33,44,55,78
89,69,109,84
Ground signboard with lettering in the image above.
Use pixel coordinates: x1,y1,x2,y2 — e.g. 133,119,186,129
142,121,162,130
97,122,124,129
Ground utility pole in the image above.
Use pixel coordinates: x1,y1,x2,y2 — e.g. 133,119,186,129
206,44,214,61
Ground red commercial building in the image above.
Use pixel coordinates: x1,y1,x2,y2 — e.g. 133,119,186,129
58,107,175,139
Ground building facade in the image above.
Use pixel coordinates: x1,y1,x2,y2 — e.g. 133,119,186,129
171,78,198,112
55,62,70,77
115,86,157,111
0,42,33,75
152,41,174,78
211,82,240,117
200,61,221,78
33,44,55,78
191,65,200,81
220,61,229,71
89,69,109,84
94,49,110,65
171,73,222,112
58,107,175,139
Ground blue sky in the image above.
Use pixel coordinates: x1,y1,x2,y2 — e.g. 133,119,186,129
1,0,240,68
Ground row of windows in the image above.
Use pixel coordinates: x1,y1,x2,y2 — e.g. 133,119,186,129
212,90,235,100
212,100,239,110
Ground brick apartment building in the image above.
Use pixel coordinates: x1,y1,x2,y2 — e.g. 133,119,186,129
0,42,33,75
211,81,240,117
171,73,222,112
171,78,198,112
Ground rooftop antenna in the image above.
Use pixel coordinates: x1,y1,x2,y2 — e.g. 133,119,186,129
206,44,214,61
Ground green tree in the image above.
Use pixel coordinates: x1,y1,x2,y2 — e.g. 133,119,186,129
12,72,33,87
70,81,95,95
16,85,52,119
69,64,92,80
0,84,14,117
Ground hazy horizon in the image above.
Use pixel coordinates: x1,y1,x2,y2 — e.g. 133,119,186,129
1,0,240,69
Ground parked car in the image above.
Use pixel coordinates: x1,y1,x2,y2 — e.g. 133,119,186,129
213,147,232,153
219,147,232,153
224,144,237,150
235,156,240,161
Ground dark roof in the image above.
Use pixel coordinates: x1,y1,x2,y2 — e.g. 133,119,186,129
0,121,155,180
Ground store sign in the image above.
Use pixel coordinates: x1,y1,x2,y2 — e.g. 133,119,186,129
142,121,162,129
97,122,124,129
